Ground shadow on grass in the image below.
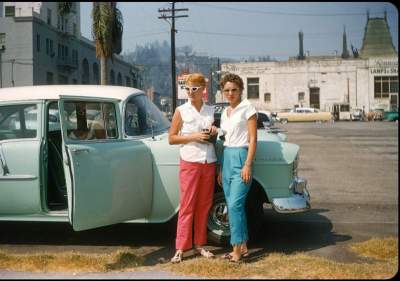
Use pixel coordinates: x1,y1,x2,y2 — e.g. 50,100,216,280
0,207,350,266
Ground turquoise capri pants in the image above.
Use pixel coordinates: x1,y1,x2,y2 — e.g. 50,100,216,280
221,146,252,246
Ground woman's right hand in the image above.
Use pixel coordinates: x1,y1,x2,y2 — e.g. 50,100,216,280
191,132,210,143
217,172,222,188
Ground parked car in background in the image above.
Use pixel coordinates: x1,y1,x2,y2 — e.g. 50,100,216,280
212,104,287,142
350,107,364,121
384,110,399,122
277,107,333,123
333,103,351,121
0,86,310,245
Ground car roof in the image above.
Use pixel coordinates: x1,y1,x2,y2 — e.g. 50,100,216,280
0,85,144,102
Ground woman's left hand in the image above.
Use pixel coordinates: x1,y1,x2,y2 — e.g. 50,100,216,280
241,164,252,184
209,125,218,136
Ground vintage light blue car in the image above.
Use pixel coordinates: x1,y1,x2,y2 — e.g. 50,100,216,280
0,85,310,244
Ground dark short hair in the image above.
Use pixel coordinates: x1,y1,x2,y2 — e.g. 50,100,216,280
219,73,244,90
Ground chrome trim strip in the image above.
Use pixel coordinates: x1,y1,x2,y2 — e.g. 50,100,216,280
0,175,37,180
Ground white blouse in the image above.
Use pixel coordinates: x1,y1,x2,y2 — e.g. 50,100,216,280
220,99,257,147
177,102,217,163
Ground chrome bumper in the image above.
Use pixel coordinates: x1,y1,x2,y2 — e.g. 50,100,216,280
271,177,311,213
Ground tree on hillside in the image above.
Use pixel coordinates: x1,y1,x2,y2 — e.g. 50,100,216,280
92,2,123,85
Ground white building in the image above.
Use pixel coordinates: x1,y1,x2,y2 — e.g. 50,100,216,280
0,2,142,88
219,15,398,113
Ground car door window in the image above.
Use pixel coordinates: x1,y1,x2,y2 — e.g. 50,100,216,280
0,104,37,140
124,95,170,136
62,101,118,141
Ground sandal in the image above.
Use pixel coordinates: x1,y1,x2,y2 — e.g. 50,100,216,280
195,247,215,259
229,256,242,264
221,253,233,260
170,250,183,263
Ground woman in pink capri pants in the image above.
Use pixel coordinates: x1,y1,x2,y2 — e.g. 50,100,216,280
168,73,218,263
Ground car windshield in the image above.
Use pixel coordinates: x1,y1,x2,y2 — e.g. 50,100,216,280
125,94,170,137
0,104,38,140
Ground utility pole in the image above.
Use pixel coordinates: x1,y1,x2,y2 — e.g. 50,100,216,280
158,3,188,113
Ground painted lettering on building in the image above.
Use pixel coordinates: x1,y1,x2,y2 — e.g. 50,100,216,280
223,64,270,75
370,68,398,74
370,59,398,75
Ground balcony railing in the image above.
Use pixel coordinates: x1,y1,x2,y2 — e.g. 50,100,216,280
56,57,78,69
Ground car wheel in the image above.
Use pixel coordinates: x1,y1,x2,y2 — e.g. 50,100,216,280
207,186,265,246
207,192,230,246
281,118,288,124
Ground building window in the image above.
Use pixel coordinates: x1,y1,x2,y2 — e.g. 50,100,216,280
46,38,49,55
126,76,131,87
72,50,78,65
73,23,77,36
46,72,54,85
72,79,78,84
58,44,61,58
65,46,69,57
0,33,6,45
36,34,40,52
264,93,271,103
49,40,53,56
5,6,15,17
298,92,305,102
374,76,398,99
47,8,52,25
247,78,259,99
110,70,115,85
117,73,122,85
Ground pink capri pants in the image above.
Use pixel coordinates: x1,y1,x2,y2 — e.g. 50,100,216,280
175,159,216,251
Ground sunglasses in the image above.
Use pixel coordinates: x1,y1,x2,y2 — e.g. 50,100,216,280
184,86,202,92
223,88,240,93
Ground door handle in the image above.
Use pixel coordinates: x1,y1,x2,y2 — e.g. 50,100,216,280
70,148,90,154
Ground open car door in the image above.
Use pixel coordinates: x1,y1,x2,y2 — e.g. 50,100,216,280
58,96,153,231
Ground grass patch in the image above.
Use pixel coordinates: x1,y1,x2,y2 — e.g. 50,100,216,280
163,237,398,279
0,237,397,278
0,249,144,273
349,236,398,261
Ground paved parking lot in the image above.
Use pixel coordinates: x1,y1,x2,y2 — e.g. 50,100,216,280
0,121,398,278
258,121,398,262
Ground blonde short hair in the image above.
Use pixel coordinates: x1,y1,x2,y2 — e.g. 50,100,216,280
185,73,206,87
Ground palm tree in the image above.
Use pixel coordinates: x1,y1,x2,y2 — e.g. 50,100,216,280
57,2,72,16
92,2,123,85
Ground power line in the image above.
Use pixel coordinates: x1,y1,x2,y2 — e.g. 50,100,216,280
178,29,365,39
191,3,396,17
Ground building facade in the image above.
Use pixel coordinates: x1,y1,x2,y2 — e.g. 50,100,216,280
218,15,398,113
0,2,142,89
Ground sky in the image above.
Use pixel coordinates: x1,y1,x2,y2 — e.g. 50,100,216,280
80,2,398,61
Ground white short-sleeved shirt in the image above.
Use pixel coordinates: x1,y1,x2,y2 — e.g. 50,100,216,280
220,99,257,147
177,102,217,163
